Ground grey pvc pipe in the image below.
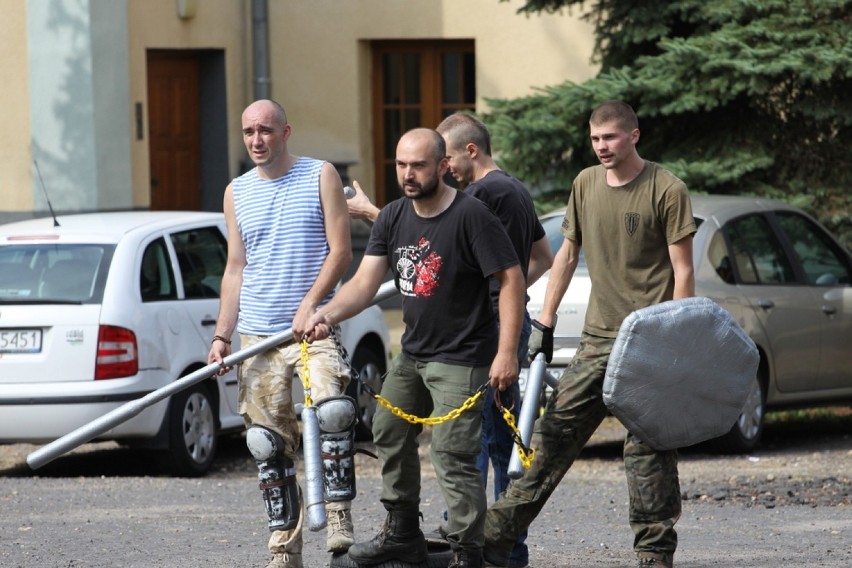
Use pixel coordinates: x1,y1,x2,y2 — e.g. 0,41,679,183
27,280,399,470
508,352,548,479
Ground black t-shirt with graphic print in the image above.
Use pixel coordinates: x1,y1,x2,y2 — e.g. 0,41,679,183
366,190,519,366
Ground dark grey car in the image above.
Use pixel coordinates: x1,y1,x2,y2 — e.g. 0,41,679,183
691,195,852,451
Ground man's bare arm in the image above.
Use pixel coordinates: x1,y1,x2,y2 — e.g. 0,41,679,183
669,235,695,299
538,237,581,328
526,236,553,287
346,181,381,223
303,255,389,342
490,264,525,390
208,183,246,372
292,162,353,335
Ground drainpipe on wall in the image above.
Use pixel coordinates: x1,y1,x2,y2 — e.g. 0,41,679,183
252,0,271,101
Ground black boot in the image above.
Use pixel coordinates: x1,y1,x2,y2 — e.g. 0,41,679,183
347,508,427,565
449,547,483,568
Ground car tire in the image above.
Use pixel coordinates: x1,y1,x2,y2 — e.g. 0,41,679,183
712,370,766,454
348,345,386,441
162,382,218,476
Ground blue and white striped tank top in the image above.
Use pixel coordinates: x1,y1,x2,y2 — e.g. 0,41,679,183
232,158,330,334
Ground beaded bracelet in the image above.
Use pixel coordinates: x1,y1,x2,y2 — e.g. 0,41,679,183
211,335,232,345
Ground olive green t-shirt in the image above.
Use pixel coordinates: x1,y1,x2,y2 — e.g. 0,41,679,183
562,161,696,338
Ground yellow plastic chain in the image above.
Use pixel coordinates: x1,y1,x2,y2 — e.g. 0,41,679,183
300,337,534,468
300,338,313,407
373,388,485,426
496,402,536,470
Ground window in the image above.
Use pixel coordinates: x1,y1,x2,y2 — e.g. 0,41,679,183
707,231,735,284
170,227,227,299
723,214,795,285
0,244,110,303
775,212,851,286
140,239,177,302
372,41,476,205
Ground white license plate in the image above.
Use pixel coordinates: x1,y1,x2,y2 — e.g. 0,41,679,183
0,329,43,353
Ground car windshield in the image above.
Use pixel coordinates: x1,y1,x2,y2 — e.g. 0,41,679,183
0,244,113,304
541,213,588,273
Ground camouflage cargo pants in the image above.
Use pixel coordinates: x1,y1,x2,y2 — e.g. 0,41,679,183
485,333,681,562
238,333,351,554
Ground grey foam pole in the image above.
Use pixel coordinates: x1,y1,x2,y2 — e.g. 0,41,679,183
27,280,399,470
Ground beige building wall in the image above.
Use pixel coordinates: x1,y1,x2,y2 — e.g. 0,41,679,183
126,0,596,204
2,0,596,215
272,0,598,192
0,3,33,211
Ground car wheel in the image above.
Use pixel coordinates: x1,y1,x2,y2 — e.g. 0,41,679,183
712,371,765,453
348,345,386,441
163,382,218,476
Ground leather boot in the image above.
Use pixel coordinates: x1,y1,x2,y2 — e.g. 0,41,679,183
347,508,427,564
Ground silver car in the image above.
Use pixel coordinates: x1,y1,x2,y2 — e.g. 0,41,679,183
0,212,391,475
528,195,852,452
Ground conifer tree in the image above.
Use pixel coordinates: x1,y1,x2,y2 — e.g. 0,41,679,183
485,0,851,244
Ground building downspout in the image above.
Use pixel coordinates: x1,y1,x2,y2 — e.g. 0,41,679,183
252,0,270,101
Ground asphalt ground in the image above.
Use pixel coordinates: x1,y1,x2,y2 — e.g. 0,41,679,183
1,408,850,568
1,308,850,567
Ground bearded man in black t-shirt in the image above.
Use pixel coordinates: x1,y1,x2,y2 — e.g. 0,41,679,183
301,128,525,568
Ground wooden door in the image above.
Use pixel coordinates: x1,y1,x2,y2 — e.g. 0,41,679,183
147,52,201,210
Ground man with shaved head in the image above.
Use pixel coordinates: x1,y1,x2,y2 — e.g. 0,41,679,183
305,128,526,568
209,99,355,568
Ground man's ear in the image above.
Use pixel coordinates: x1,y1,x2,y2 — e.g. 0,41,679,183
630,128,640,145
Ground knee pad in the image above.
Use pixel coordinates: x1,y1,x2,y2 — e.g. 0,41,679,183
315,396,358,502
246,426,300,532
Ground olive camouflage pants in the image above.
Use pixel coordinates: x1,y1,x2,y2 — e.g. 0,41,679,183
485,333,681,562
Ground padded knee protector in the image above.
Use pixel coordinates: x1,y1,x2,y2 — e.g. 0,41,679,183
315,396,358,502
246,426,300,532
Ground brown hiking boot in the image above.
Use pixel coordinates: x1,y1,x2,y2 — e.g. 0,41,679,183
264,551,302,568
326,509,355,552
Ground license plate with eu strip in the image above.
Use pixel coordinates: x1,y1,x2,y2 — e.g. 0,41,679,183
0,329,43,353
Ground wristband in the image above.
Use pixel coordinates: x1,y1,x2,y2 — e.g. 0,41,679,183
211,335,232,345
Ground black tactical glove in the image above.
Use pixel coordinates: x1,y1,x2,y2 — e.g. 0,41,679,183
528,319,554,363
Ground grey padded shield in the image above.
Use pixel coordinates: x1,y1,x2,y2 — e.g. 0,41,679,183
603,297,759,450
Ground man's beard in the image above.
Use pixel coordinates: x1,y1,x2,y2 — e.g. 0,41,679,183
401,176,440,200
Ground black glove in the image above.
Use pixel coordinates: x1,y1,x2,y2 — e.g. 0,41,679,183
528,319,554,363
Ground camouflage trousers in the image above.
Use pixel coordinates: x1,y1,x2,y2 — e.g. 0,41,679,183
238,333,352,554
485,333,681,562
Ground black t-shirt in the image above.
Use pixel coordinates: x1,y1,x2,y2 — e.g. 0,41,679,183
366,190,519,366
465,170,545,309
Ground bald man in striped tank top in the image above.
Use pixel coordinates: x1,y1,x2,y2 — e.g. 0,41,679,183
208,99,354,568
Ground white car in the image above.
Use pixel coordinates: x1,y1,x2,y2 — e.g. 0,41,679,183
0,211,391,476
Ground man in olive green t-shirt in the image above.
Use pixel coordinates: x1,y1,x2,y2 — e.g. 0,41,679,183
485,100,696,568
